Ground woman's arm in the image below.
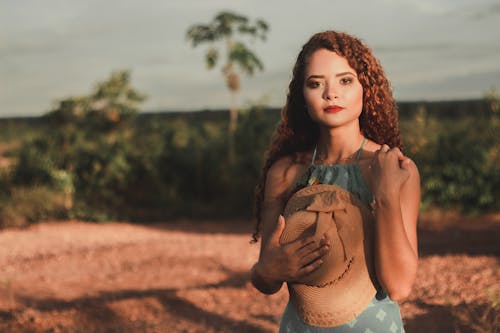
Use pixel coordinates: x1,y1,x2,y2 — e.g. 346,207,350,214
370,146,420,301
251,202,286,295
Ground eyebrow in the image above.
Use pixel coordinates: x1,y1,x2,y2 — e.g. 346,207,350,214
306,72,356,80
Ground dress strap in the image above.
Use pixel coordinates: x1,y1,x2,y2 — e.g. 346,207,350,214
312,136,366,165
311,146,318,166
355,137,367,161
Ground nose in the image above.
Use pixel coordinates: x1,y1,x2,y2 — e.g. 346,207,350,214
323,83,338,100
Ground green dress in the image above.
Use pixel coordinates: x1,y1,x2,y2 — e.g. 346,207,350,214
279,138,405,333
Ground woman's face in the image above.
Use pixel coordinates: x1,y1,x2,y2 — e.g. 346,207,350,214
303,49,363,129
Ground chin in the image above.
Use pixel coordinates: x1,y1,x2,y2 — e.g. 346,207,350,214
318,118,354,129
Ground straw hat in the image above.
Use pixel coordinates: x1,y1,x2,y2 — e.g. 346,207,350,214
280,184,378,327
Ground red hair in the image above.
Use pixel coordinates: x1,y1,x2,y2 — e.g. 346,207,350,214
252,30,402,242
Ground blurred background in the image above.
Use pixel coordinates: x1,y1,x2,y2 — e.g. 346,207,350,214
0,0,498,225
0,1,499,332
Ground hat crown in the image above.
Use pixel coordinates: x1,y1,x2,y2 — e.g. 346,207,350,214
281,187,367,286
280,184,377,327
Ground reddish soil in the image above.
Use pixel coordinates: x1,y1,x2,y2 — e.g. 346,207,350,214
0,213,499,333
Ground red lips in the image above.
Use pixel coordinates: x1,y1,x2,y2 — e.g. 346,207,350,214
324,105,344,113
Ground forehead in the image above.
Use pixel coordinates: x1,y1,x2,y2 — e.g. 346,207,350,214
305,49,356,76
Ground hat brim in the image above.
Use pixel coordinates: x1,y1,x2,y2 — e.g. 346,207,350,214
281,184,377,327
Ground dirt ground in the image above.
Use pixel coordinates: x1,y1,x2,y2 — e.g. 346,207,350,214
0,212,498,333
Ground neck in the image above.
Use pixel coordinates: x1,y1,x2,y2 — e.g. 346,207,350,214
316,123,364,164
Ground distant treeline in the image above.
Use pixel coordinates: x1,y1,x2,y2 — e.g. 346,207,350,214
0,98,492,125
0,98,498,228
145,98,492,121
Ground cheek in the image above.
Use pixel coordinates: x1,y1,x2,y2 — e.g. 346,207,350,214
304,92,320,120
303,90,321,119
350,85,364,113
303,89,323,111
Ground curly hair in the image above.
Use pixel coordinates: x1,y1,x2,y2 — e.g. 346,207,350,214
251,30,402,243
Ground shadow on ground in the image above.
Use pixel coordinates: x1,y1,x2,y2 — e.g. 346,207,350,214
418,213,500,257
405,300,499,333
146,219,255,236
4,270,270,333
146,214,500,256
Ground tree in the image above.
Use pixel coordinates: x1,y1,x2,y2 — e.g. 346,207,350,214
186,11,269,163
46,70,146,135
34,70,147,216
484,86,499,114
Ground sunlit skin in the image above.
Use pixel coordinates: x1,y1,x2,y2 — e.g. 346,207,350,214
251,49,420,302
304,49,365,163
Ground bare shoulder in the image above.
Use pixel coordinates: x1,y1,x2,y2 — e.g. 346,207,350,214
405,157,420,175
403,157,420,187
264,154,310,203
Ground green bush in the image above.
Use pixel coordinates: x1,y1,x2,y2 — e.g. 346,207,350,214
404,110,499,213
13,138,58,187
0,186,69,228
2,96,498,227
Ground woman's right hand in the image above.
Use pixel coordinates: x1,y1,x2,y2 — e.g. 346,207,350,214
254,215,330,285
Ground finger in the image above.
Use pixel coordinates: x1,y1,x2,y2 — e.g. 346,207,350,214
296,240,322,256
269,215,286,246
379,144,390,153
298,257,324,276
319,232,330,246
395,150,412,167
399,156,412,168
299,244,329,266
390,147,403,158
389,147,401,156
289,235,317,251
296,238,329,257
386,146,411,166
389,147,407,163
386,147,404,163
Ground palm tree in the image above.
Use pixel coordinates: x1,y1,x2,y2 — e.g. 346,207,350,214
186,11,269,163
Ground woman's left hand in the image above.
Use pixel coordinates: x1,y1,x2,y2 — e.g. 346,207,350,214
370,144,411,202
368,144,420,300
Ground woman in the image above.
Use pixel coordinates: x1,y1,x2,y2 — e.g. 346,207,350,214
250,30,420,332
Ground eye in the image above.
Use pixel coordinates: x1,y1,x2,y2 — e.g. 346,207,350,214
306,80,322,89
340,77,353,85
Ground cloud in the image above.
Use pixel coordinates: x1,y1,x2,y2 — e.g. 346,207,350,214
1,0,499,117
469,3,500,20
394,69,500,101
374,43,454,54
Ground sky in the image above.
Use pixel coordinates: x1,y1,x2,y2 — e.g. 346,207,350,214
1,0,499,118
